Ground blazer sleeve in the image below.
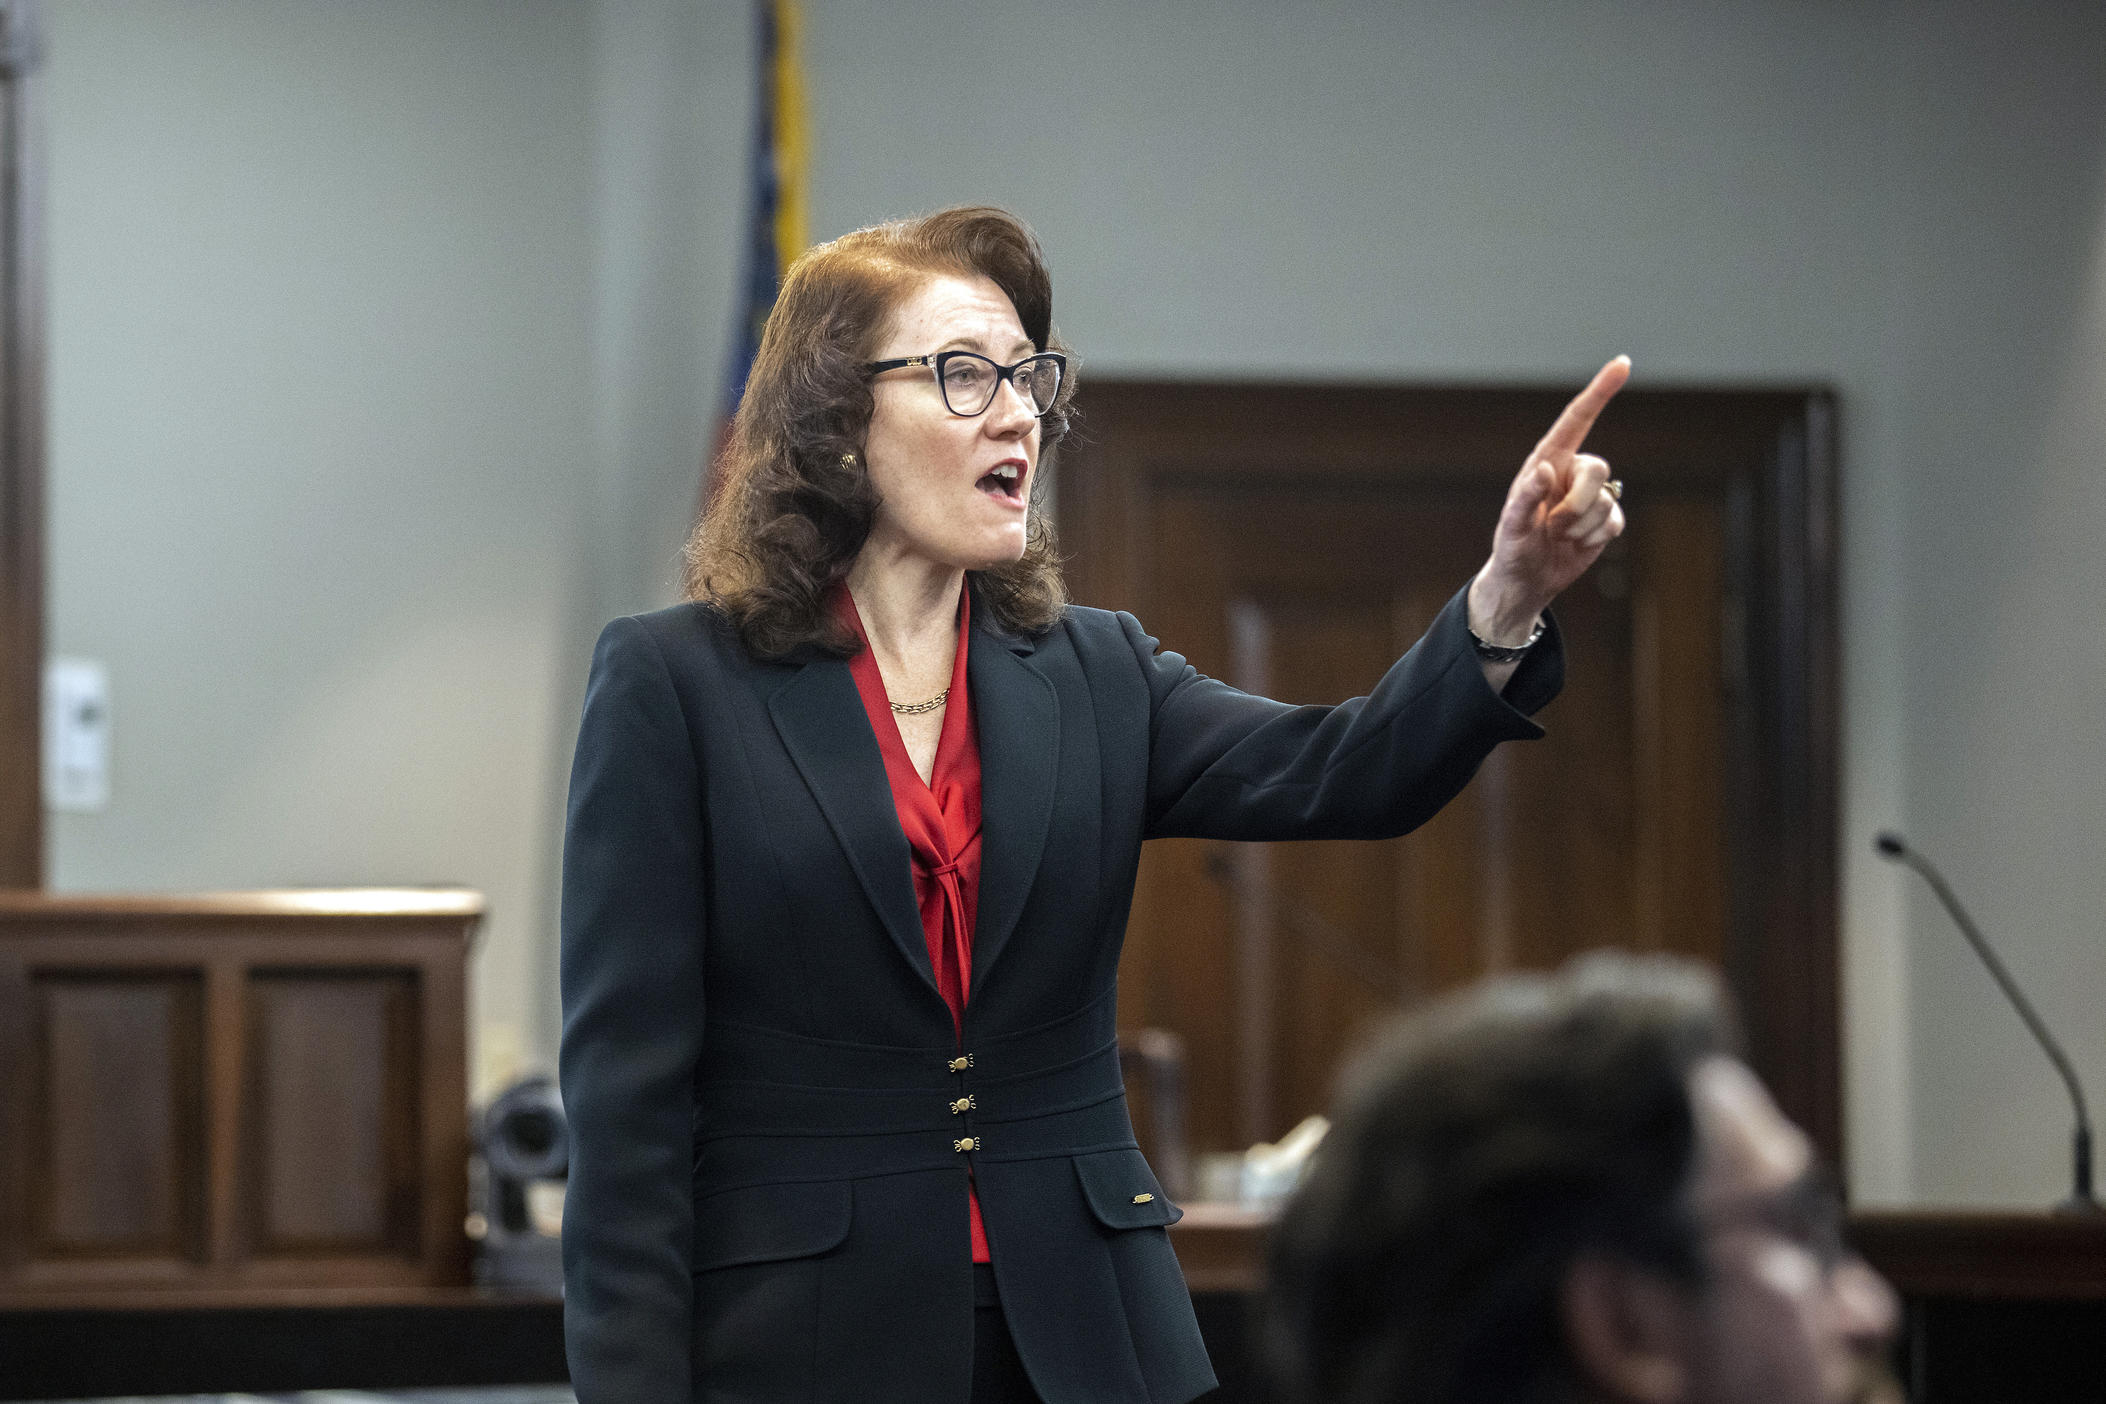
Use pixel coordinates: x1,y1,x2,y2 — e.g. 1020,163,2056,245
559,616,709,1404
1130,582,1564,842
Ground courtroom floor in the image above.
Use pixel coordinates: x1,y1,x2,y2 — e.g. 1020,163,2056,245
33,1393,576,1404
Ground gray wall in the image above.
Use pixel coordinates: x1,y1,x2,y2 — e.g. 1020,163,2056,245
45,0,600,1091
1881,9,2106,1205
42,0,2106,1203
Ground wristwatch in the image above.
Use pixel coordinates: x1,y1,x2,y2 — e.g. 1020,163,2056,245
1466,616,1545,664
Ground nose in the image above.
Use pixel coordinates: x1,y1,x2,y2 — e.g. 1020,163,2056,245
984,370,1039,436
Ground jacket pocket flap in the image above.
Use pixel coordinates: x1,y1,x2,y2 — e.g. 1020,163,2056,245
692,1179,852,1272
1074,1147,1183,1230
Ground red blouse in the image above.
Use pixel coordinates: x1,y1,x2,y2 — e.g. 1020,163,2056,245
838,587,992,1263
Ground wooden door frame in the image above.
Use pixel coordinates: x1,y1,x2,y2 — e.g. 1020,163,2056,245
0,0,42,889
1057,379,1843,1162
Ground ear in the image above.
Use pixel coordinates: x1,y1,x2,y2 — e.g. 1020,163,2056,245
1560,1254,1694,1403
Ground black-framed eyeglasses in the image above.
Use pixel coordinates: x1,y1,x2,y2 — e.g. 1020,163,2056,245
864,350,1067,418
1698,1167,1851,1275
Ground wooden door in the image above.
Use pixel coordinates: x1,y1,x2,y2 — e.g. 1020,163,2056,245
1060,381,1838,1165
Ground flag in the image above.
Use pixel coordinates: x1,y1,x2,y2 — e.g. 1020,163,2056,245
704,0,808,510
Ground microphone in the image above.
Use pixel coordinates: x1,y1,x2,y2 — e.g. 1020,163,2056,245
1875,831,2102,1215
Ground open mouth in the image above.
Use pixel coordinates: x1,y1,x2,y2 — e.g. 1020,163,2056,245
976,463,1025,501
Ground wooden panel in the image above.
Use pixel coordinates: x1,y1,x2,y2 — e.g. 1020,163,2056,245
30,971,204,1258
0,890,478,1304
1061,381,1835,1160
1246,595,1406,1145
1107,472,1719,1147
247,972,420,1256
1631,498,1727,958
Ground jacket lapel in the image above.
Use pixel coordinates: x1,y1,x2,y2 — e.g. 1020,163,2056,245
767,658,942,999
967,617,1059,996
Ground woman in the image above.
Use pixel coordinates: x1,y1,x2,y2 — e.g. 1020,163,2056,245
560,205,1627,1404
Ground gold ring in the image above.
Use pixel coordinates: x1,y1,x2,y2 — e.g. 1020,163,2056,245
1605,478,1624,502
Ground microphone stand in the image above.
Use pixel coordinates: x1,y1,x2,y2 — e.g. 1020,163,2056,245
1876,832,2103,1216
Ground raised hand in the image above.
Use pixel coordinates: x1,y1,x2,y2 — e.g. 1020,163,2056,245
1469,356,1630,643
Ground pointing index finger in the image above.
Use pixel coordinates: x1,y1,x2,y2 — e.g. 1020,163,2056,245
1532,355,1632,462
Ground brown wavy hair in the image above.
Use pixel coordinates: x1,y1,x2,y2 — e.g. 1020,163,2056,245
683,205,1075,659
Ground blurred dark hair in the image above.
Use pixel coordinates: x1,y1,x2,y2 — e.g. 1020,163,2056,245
683,205,1074,660
1264,951,1738,1404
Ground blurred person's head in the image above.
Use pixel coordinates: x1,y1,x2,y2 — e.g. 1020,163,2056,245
685,204,1074,660
1265,952,1898,1404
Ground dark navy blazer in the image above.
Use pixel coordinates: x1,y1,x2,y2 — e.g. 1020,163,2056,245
558,581,1562,1404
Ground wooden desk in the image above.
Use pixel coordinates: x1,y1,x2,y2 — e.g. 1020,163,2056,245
1851,1208,2106,1298
1170,1200,1272,1293
0,1287,565,1401
13,1208,2100,1402
0,890,480,1308
0,1208,1273,1401
1171,1203,2106,1403
1852,1210,2106,1403
1172,1201,2106,1294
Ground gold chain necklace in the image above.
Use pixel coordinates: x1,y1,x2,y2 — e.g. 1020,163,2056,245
890,688,948,716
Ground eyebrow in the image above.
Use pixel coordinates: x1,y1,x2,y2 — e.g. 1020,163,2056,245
935,334,1036,358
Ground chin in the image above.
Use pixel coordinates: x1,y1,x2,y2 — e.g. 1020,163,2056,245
962,532,1029,571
